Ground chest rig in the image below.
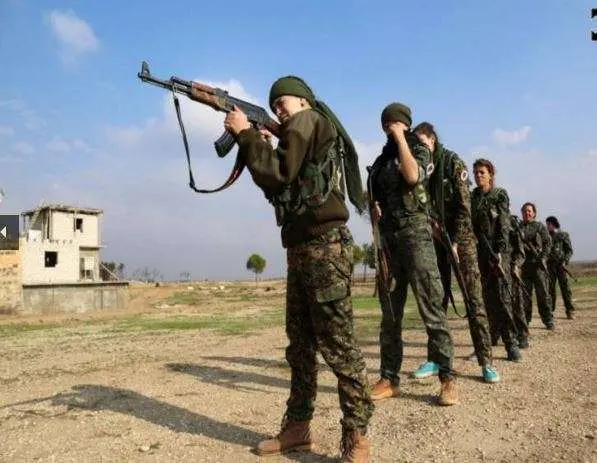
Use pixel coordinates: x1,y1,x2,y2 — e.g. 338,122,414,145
268,136,345,227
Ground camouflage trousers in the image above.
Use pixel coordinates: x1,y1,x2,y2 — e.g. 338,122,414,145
510,274,530,343
548,264,575,315
284,225,373,432
478,251,518,350
379,218,454,383
522,264,554,328
434,234,492,367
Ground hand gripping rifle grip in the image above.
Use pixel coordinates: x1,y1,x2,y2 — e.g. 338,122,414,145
214,131,236,158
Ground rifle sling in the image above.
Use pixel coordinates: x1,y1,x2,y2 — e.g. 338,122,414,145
173,92,245,194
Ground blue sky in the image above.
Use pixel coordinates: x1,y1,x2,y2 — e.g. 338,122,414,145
1,0,596,280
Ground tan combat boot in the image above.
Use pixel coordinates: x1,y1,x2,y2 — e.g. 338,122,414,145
370,378,399,401
340,428,371,463
438,377,458,406
255,418,312,456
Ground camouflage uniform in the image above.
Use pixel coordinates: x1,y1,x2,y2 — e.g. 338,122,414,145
548,230,575,317
286,226,372,430
517,219,554,329
470,187,519,352
509,215,529,345
429,146,492,366
237,109,373,433
369,134,454,385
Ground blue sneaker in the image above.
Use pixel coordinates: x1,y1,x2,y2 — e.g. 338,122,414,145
482,365,500,383
412,361,439,379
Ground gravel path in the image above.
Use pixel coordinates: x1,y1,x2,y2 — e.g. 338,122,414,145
0,295,595,462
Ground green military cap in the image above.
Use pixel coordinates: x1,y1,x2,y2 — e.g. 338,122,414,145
268,76,316,111
381,102,412,127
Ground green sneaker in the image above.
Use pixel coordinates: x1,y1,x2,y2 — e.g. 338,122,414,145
412,361,439,379
482,365,500,383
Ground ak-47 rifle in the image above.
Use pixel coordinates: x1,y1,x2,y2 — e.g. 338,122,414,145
510,265,532,301
430,220,470,319
511,216,549,272
366,166,395,321
562,265,578,283
137,61,280,194
479,234,519,302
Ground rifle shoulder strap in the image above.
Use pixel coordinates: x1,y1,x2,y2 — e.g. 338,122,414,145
173,92,245,194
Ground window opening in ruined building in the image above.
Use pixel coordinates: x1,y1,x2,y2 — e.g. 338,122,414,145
80,256,94,280
45,251,58,267
75,217,83,232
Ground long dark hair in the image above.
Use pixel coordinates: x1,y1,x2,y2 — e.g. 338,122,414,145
413,121,440,145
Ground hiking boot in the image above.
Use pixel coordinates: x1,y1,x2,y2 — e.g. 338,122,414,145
255,418,312,456
482,365,500,383
370,378,399,401
340,428,370,463
438,377,458,406
518,337,530,349
507,346,523,362
566,312,575,320
412,361,439,379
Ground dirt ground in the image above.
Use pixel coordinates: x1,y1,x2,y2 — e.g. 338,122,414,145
0,280,595,462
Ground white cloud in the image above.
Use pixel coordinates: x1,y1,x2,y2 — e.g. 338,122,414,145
491,125,532,146
12,141,35,155
72,139,92,152
0,126,14,137
0,99,46,131
9,78,289,280
587,148,597,157
45,136,71,153
46,10,99,62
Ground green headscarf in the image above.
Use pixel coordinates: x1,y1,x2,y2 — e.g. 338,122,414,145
269,76,366,214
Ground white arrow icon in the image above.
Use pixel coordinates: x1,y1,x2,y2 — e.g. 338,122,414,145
0,226,6,238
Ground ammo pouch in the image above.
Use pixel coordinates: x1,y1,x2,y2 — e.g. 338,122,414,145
270,137,345,227
402,182,429,213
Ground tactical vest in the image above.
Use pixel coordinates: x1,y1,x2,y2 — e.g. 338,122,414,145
471,187,507,239
519,221,544,256
549,232,566,262
371,143,430,231
268,136,345,227
429,147,465,224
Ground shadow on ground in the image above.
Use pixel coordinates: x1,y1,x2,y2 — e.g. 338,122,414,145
10,385,336,462
167,362,337,394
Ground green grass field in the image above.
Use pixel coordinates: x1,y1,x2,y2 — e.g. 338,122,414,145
1,275,595,339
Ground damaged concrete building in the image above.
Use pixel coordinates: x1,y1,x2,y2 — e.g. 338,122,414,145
0,203,128,314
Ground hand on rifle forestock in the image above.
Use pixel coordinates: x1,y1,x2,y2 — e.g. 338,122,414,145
371,201,382,224
259,128,274,145
491,253,506,278
224,106,251,136
513,265,522,280
451,242,459,264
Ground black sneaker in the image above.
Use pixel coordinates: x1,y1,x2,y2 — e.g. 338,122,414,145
546,324,555,331
518,338,530,349
507,347,523,362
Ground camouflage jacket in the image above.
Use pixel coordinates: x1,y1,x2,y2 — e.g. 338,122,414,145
509,215,526,268
428,144,473,244
368,132,433,233
237,109,348,248
470,186,511,255
548,230,573,265
518,219,551,266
